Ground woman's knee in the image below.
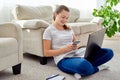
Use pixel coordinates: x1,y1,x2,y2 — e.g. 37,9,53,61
102,48,114,60
78,59,95,76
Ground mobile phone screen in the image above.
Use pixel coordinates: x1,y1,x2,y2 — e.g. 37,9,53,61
72,41,80,45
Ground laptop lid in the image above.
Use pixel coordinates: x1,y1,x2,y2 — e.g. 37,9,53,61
84,28,106,59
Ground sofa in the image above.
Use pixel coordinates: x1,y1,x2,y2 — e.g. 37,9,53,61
12,5,103,65
0,23,23,74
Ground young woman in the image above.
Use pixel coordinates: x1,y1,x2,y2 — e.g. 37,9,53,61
43,5,114,79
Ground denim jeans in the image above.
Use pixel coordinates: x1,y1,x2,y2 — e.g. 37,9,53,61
57,48,114,76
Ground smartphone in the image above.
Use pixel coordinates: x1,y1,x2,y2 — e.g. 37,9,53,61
72,41,80,45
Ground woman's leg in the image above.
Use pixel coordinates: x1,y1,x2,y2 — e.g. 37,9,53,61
89,48,114,67
57,58,99,76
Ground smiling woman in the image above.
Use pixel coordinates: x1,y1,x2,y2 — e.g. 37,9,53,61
43,5,114,79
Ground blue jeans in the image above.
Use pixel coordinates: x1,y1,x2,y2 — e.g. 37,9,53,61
57,48,114,76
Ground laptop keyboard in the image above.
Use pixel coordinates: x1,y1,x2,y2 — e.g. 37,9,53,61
74,47,86,57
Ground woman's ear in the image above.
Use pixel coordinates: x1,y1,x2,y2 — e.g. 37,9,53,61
54,13,59,21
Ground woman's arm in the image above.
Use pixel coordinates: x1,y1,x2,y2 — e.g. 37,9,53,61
72,34,77,42
72,34,81,49
43,40,77,57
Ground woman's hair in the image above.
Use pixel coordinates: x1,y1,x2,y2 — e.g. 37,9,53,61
53,5,71,30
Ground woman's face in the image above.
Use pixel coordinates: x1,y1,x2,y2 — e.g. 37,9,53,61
55,10,69,26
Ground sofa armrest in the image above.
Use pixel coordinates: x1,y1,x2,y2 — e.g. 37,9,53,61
75,17,104,25
0,23,22,40
13,19,49,29
90,17,104,25
75,18,93,22
0,22,23,62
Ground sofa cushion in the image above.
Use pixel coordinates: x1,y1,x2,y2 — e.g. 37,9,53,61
79,22,98,34
67,22,98,35
68,7,80,23
90,17,104,25
0,38,18,58
14,19,49,29
67,23,81,35
13,5,53,23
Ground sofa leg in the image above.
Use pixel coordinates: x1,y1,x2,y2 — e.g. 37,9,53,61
12,63,21,75
39,57,47,65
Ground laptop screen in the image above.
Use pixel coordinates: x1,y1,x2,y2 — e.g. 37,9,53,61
84,28,106,59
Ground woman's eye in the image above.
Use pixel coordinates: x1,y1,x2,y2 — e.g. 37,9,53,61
62,17,68,20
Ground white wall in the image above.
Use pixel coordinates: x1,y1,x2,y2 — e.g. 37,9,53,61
0,0,10,23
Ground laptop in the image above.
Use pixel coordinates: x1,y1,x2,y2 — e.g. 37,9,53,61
77,28,106,62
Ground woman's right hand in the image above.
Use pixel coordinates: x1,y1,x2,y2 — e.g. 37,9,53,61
63,44,77,53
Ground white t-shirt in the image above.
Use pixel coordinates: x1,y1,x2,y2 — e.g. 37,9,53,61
43,25,85,64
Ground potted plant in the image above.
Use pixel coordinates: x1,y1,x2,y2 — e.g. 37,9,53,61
93,0,120,37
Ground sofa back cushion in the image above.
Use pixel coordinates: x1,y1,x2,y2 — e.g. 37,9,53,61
68,7,80,23
13,5,53,23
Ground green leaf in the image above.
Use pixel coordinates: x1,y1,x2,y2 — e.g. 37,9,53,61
118,19,120,25
119,27,120,32
110,27,115,36
112,23,117,32
106,29,112,37
110,2,113,7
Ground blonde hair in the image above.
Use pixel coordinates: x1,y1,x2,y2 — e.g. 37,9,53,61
53,5,71,30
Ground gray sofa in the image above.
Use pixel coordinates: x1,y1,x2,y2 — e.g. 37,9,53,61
12,5,103,65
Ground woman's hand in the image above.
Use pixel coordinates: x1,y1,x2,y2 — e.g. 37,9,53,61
63,44,77,53
72,44,77,50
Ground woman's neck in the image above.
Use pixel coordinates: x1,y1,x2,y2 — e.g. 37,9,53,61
53,22,64,30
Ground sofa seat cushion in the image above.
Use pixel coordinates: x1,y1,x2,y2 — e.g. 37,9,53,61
68,22,98,35
0,38,18,58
